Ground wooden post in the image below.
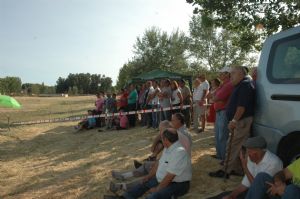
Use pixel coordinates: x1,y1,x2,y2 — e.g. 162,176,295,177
7,116,10,131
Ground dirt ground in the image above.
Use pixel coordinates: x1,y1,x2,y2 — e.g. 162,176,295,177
0,123,241,199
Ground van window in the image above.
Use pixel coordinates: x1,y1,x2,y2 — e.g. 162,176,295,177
267,33,300,84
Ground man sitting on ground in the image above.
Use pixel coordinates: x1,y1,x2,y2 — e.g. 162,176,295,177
245,157,300,199
218,136,283,199
144,112,192,161
110,120,172,193
109,113,192,193
105,128,192,199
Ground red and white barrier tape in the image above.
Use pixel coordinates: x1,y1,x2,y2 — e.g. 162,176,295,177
11,104,207,126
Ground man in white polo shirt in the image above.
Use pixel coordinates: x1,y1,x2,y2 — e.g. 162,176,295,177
221,136,283,199
105,128,192,199
193,75,209,133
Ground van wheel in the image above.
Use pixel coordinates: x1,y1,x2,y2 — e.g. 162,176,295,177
277,132,300,167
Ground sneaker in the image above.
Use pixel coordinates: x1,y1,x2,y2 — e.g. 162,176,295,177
111,171,124,181
208,169,229,179
133,160,143,169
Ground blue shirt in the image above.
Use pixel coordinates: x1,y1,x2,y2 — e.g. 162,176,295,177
87,117,96,128
226,78,255,121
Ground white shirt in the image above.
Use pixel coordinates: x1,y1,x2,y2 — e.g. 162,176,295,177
242,150,283,187
156,141,192,183
172,89,181,105
151,87,161,105
193,80,209,101
147,86,155,105
160,87,172,108
177,125,192,157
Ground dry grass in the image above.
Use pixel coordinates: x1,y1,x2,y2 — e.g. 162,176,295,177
0,96,95,128
0,97,241,199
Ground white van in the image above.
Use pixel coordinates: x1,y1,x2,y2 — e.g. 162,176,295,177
253,26,300,167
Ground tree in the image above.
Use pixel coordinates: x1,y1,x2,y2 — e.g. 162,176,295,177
55,73,113,94
188,15,257,72
116,26,190,89
186,0,300,50
56,77,68,93
0,76,22,94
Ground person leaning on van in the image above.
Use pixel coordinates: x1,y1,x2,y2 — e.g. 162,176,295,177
209,65,255,178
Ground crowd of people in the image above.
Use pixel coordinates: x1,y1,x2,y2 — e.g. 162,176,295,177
76,65,299,199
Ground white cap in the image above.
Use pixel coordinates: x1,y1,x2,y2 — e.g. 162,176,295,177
218,66,231,73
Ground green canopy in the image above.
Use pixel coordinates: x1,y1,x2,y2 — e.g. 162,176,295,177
133,69,189,81
131,69,192,89
0,95,22,109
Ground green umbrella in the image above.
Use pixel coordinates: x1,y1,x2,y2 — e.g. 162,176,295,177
0,95,22,109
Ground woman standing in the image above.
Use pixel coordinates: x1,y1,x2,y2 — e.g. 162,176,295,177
170,80,183,114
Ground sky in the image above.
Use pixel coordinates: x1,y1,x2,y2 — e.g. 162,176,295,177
0,0,194,86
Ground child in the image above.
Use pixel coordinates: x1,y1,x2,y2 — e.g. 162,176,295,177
114,109,129,130
75,110,96,131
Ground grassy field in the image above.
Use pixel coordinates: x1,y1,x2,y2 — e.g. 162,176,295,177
0,96,241,199
0,96,95,128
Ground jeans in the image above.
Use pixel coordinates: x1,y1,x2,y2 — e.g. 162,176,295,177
123,177,190,199
246,172,300,199
145,105,153,127
160,109,171,121
214,110,229,160
152,105,160,128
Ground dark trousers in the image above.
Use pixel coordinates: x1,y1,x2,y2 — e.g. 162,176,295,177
128,103,137,127
145,104,153,127
123,177,190,199
182,107,191,128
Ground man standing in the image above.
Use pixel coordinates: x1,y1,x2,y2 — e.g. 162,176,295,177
193,75,209,133
213,66,234,162
144,81,155,128
149,80,161,129
209,65,255,178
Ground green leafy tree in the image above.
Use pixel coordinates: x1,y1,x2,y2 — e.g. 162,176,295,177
116,26,189,89
56,73,112,94
186,0,300,50
188,15,258,72
0,76,22,94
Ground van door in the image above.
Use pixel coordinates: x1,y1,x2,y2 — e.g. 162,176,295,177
254,29,300,166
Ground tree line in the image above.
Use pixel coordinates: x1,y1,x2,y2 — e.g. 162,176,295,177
0,73,113,95
55,73,113,95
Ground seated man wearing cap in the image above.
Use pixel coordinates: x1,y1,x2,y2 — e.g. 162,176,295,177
222,136,283,199
245,157,300,199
